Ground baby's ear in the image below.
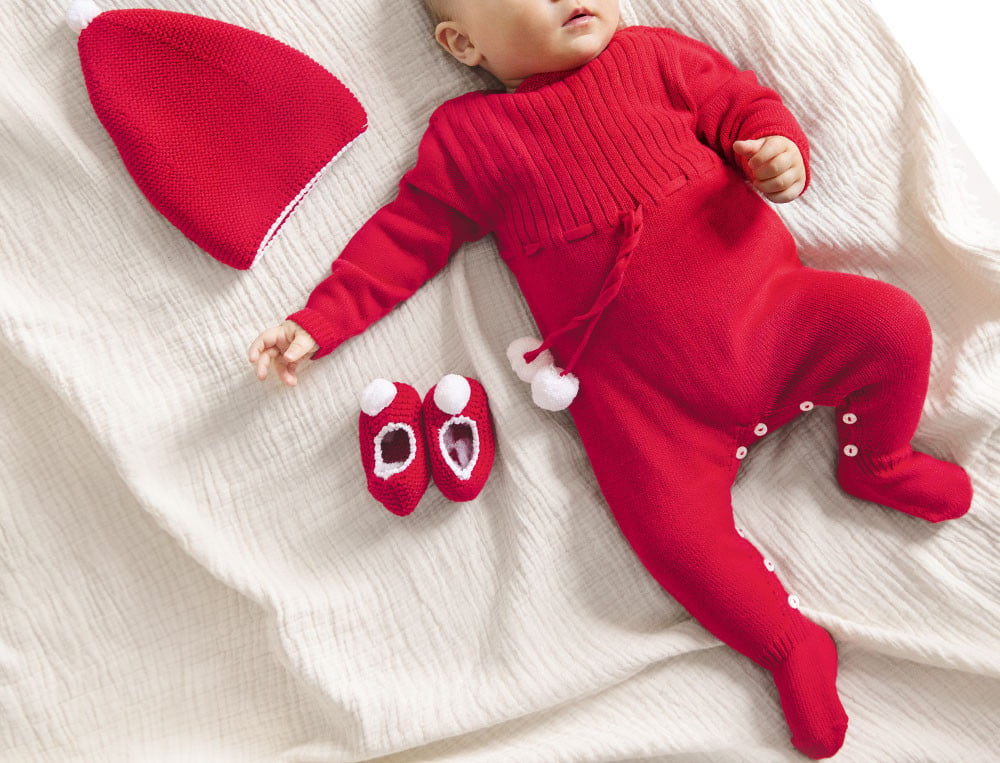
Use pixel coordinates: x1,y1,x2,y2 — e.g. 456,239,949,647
434,22,482,67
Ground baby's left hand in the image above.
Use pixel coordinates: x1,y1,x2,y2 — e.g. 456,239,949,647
732,136,805,203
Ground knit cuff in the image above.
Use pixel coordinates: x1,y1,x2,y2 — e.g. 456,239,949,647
285,307,344,361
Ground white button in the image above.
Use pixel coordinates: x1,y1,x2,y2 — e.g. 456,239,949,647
764,559,775,571
788,594,800,609
736,527,746,538
842,413,857,424
843,444,858,457
799,401,814,411
754,423,768,436
736,446,748,459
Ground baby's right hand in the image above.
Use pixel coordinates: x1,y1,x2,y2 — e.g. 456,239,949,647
248,320,318,386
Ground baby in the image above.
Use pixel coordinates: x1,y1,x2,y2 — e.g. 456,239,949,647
248,1,974,758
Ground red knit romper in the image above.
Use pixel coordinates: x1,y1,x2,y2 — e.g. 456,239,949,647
289,25,973,758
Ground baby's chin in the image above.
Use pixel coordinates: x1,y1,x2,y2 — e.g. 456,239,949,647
532,42,611,75
486,39,613,87
563,32,615,65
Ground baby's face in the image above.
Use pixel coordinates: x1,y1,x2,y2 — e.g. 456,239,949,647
435,0,621,91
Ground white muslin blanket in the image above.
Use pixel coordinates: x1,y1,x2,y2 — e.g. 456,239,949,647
2,0,998,760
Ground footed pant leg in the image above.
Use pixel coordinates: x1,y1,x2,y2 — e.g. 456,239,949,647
759,267,973,522
578,413,848,759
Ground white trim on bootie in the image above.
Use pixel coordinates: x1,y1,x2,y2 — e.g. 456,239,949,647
438,416,480,480
373,423,416,479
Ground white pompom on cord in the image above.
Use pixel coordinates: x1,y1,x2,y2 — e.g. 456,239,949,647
434,374,471,415
531,364,579,411
359,378,397,417
66,0,102,35
506,336,554,383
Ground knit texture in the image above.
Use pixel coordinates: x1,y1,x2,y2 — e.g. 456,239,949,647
358,381,429,516
772,620,849,759
77,8,367,269
421,376,495,502
7,0,999,759
287,25,809,353
287,22,973,760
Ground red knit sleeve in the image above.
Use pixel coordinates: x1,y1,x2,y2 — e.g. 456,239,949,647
286,111,492,360
659,27,811,193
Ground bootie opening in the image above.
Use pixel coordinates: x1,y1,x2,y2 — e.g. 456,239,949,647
444,422,475,468
381,427,412,464
374,423,416,479
440,417,480,479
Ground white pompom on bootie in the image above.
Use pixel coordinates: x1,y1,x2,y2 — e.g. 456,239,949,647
506,336,579,411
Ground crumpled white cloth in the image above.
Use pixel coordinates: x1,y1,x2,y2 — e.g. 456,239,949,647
1,0,998,760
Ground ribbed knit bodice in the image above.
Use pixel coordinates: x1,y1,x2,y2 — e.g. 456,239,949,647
289,24,810,361
411,25,809,257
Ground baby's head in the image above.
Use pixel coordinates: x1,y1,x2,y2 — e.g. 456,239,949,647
426,0,623,93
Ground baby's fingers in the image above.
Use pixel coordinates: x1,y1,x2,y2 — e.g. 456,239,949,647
281,359,300,386
265,352,302,386
756,166,800,194
762,175,806,203
249,326,281,363
283,331,317,364
255,347,280,381
753,149,796,182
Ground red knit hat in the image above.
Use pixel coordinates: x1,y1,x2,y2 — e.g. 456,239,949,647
67,0,367,270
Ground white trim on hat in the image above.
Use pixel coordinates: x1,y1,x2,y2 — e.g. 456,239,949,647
253,128,368,264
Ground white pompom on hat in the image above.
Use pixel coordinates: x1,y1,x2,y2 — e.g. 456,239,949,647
67,0,102,33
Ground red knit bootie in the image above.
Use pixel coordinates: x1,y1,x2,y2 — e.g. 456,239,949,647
358,379,430,516
422,374,495,502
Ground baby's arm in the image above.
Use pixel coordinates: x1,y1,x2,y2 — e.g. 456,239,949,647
661,28,811,198
248,111,491,384
287,153,489,361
